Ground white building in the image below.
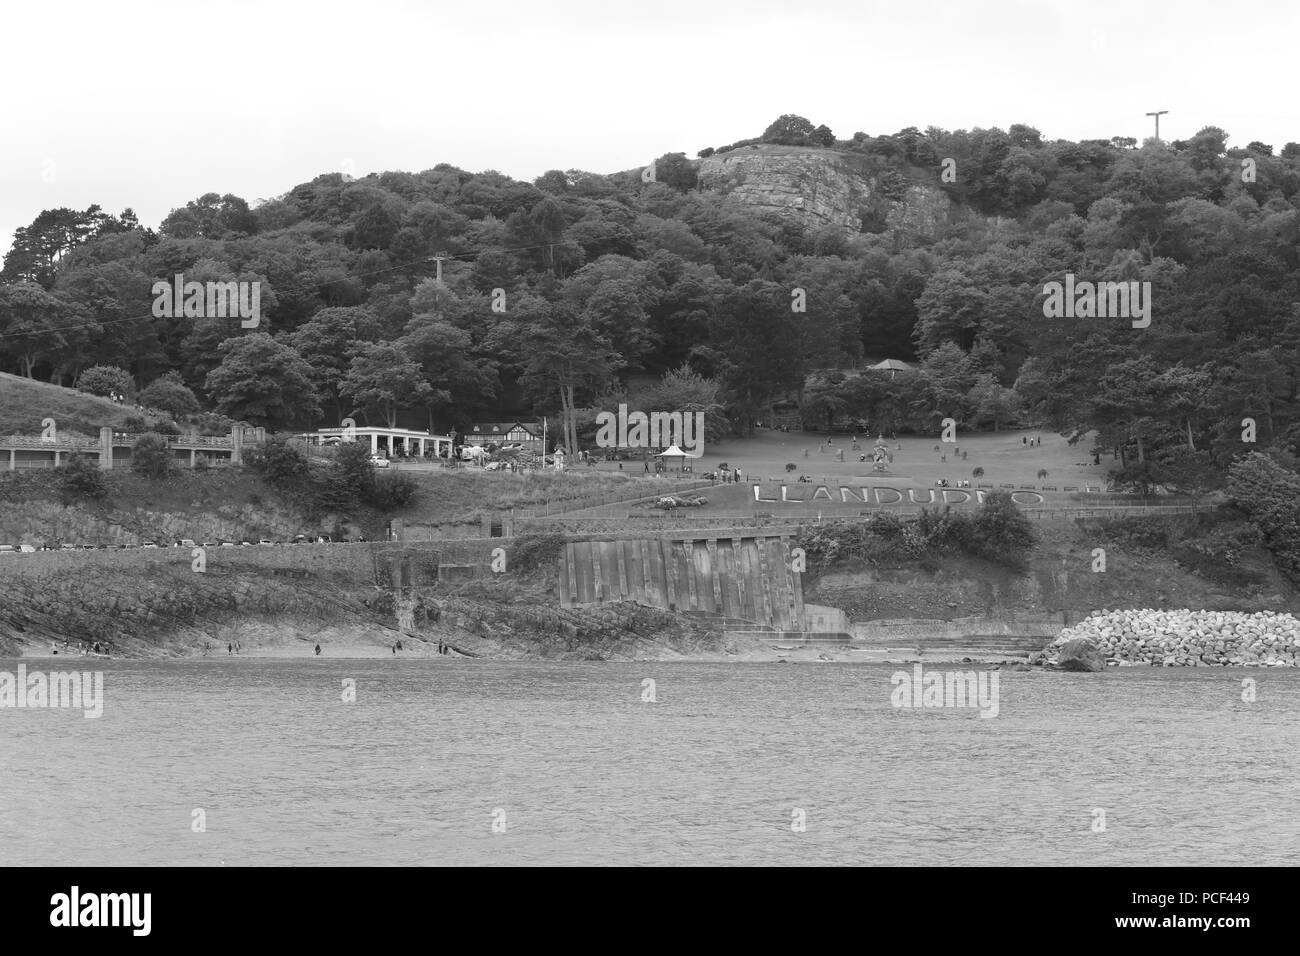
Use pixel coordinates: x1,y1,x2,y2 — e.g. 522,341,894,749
298,426,454,458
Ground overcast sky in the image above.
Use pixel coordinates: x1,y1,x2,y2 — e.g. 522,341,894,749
3,0,1297,260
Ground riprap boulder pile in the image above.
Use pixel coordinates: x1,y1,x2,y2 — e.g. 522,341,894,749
1043,609,1300,666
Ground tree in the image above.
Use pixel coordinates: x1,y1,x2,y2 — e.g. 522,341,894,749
56,454,109,503
204,334,321,428
762,114,816,146
339,342,439,429
636,364,729,442
76,365,134,399
333,441,376,502
1226,452,1300,580
245,436,310,489
653,153,698,192
159,193,258,240
0,282,75,377
131,433,175,479
285,306,383,419
969,490,1036,567
810,124,836,147
139,371,200,418
518,306,622,457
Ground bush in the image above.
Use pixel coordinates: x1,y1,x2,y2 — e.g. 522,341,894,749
194,411,235,436
246,437,309,489
139,371,199,419
76,365,133,400
371,471,418,510
131,433,175,479
1226,452,1300,580
972,467,985,478
56,454,109,503
966,491,1036,567
334,442,376,500
509,532,567,573
785,462,797,472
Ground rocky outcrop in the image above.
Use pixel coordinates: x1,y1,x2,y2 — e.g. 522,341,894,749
696,145,952,237
1042,609,1300,666
1055,638,1106,672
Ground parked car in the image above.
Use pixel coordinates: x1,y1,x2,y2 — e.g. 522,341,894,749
143,542,159,549
19,544,37,553
0,545,15,555
180,538,197,548
257,539,274,546
220,541,235,548
370,455,390,468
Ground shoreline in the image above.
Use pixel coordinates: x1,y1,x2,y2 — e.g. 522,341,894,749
10,641,1298,666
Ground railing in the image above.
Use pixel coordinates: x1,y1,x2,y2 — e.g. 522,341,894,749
2,434,237,448
0,435,99,449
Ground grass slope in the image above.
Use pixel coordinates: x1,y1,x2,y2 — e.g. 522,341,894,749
0,371,138,436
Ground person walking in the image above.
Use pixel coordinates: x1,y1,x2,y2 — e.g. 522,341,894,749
314,644,321,656
227,643,232,654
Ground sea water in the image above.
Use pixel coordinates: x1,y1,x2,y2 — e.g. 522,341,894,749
2,658,1296,865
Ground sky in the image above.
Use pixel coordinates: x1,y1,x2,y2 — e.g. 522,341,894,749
3,0,1299,260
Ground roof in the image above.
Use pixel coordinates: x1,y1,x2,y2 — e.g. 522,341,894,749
868,359,914,372
468,422,542,437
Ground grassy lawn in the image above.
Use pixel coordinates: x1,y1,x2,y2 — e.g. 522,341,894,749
0,371,138,436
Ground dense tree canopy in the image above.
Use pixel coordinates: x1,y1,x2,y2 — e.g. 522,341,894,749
1,115,1298,491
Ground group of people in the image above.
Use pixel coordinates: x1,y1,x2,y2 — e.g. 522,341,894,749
51,640,107,656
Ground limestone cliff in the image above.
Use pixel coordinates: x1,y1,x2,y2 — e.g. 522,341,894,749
696,145,953,236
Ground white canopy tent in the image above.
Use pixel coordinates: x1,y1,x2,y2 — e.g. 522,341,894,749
655,445,690,472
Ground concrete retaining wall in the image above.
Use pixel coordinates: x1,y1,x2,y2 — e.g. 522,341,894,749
559,535,804,630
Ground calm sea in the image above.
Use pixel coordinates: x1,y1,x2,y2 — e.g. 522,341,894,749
2,658,1296,865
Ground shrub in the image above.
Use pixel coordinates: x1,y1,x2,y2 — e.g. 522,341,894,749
966,491,1036,567
56,454,109,503
334,442,376,500
1226,452,1300,580
131,433,175,479
194,411,235,436
139,372,199,418
509,532,567,573
972,467,985,478
246,437,309,489
371,471,418,510
76,365,133,399
785,462,797,472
